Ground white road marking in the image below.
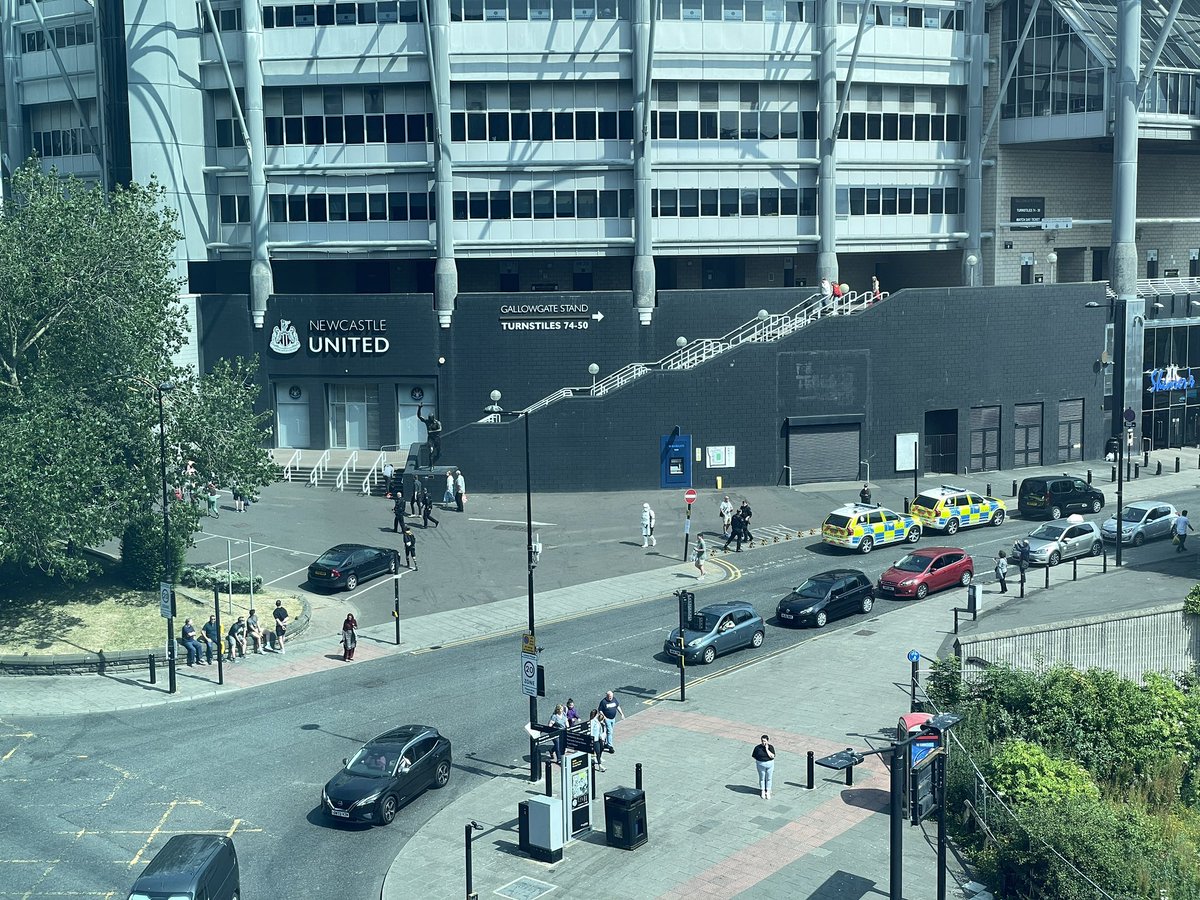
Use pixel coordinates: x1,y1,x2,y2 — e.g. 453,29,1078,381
569,627,670,654
469,517,559,527
587,655,676,676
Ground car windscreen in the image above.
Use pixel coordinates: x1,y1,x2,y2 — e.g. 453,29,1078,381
346,744,404,776
1020,480,1048,495
689,614,713,632
794,579,834,599
316,550,351,566
1029,523,1067,540
824,514,852,528
911,495,939,510
893,554,931,573
1117,505,1147,522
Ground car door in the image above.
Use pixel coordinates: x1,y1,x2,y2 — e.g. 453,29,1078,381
847,574,870,610
1148,506,1171,539
399,736,438,797
928,554,951,589
713,613,737,651
826,578,851,618
1071,480,1090,511
1062,525,1087,558
730,609,755,648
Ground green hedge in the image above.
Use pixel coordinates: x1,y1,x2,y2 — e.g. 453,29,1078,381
179,565,262,593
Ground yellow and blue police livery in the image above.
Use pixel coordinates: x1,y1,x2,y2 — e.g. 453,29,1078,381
821,503,922,554
909,485,1007,536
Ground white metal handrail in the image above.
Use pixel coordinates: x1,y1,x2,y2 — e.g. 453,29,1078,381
282,449,303,481
361,450,387,495
335,450,359,492
308,449,331,487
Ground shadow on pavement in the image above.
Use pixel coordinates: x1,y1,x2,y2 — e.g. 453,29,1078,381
725,783,760,795
806,871,882,900
841,787,889,811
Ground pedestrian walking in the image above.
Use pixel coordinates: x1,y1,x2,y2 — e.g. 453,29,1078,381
588,709,607,772
752,734,776,800
392,494,405,533
408,476,422,516
693,534,707,578
547,704,569,763
454,470,467,513
871,274,882,301
340,614,358,661
994,551,1009,594
444,470,455,506
1174,509,1194,551
402,526,418,570
231,482,246,513
564,698,580,726
739,500,754,541
724,510,745,552
598,690,625,751
640,502,657,548
382,461,395,497
859,483,872,505
271,599,289,653
719,495,734,538
420,487,439,529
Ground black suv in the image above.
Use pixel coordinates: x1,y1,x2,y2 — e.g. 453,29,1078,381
1018,475,1105,520
776,569,874,628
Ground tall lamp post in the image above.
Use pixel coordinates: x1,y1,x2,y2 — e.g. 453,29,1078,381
154,381,177,693
487,390,539,780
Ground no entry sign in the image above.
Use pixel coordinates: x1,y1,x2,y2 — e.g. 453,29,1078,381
684,489,697,504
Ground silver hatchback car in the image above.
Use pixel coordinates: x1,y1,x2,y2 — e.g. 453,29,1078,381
1022,516,1103,566
1100,501,1178,546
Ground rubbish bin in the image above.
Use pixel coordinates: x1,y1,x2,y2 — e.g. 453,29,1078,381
604,786,647,850
1104,436,1120,459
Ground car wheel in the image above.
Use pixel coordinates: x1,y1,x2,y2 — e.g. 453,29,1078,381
1048,550,1061,566
434,759,451,788
346,573,359,591
859,536,874,554
945,518,959,535
1133,532,1146,547
379,794,398,825
815,611,828,628
959,570,972,587
991,509,1006,526
702,645,717,665
915,583,929,600
906,527,921,543
1049,506,1063,520
860,594,874,614
388,555,398,575
1091,499,1103,513
1089,541,1102,557
750,630,764,648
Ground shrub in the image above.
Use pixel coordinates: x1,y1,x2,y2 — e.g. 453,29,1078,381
985,740,1099,805
178,565,262,594
1185,583,1200,616
926,655,966,707
120,514,185,589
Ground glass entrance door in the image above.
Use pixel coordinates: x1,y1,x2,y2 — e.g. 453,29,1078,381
328,384,380,449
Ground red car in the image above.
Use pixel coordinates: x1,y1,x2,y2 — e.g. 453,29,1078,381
876,547,973,600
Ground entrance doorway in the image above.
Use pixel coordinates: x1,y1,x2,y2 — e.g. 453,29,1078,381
329,383,380,449
275,384,311,448
924,409,958,474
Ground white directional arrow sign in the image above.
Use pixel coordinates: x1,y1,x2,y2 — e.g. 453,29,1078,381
591,311,604,321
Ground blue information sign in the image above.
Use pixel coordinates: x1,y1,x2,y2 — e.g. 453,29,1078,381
907,649,920,663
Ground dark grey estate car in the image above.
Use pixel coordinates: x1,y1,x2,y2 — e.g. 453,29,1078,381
663,601,765,664
322,725,452,825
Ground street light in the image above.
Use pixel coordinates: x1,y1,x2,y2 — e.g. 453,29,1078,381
676,336,687,348
488,390,539,781
587,363,599,389
1047,250,1058,284
153,381,177,693
965,253,979,287
1084,301,1128,568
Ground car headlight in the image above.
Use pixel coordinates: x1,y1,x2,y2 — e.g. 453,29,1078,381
686,638,703,648
322,788,330,805
355,790,383,808
798,606,815,615
899,579,918,587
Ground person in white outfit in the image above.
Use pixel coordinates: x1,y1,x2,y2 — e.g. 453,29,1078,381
641,502,657,548
444,470,455,505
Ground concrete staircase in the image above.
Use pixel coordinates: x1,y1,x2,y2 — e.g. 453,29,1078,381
271,448,407,494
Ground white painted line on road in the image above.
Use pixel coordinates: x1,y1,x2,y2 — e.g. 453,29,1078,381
265,564,313,586
469,517,559,527
196,531,325,559
569,627,671,654
587,654,676,676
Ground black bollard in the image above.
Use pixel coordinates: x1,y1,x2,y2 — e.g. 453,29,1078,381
1144,450,1150,467
1086,469,1092,484
1011,479,1017,497
591,764,598,800
1111,466,1117,483
635,763,643,791
1072,558,1077,581
1156,461,1163,476
1128,460,1133,481
1177,456,1182,473
1019,567,1026,598
1044,565,1050,588
1103,547,1108,572
953,607,960,634
986,482,992,497
148,653,157,685
903,497,910,514
1135,463,1140,479
807,751,815,790
846,764,854,787
545,758,553,797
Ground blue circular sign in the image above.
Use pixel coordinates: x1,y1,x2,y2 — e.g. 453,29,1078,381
907,649,920,663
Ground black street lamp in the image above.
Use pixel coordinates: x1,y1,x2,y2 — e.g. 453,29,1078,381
154,380,177,693
488,391,539,781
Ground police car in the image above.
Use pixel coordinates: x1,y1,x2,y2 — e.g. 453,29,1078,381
821,504,921,554
908,485,1007,535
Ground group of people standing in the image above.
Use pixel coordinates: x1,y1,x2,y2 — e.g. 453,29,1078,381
540,690,626,775
179,600,290,666
719,496,755,552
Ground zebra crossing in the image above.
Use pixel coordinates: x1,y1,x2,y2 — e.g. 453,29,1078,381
701,522,816,554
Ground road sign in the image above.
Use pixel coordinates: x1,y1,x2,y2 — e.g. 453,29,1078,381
911,740,938,768
684,489,697,504
907,649,920,663
521,652,537,697
521,631,537,654
159,583,174,619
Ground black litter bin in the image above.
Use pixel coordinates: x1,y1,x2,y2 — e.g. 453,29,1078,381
1105,436,1121,458
604,786,647,850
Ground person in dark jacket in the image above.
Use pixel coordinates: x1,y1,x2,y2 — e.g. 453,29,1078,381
739,500,754,541
402,526,418,571
201,615,221,664
724,511,745,552
420,487,439,529
859,484,872,505
392,494,406,533
752,734,776,800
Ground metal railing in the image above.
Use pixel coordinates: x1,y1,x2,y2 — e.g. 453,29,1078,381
282,449,303,481
307,449,331,487
1106,276,1200,299
334,450,359,492
361,450,387,495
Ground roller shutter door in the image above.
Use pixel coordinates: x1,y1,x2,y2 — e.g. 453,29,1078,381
787,424,861,483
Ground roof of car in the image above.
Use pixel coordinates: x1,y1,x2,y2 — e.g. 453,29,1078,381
808,568,867,580
1123,500,1162,510
369,725,439,745
829,503,903,515
325,543,370,554
698,601,758,615
918,485,969,497
903,547,966,557
132,835,233,891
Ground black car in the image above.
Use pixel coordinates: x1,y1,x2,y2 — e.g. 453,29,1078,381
322,725,452,825
1017,475,1105,520
307,543,398,591
776,569,874,628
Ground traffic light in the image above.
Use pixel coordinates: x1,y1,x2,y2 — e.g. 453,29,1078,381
677,590,695,627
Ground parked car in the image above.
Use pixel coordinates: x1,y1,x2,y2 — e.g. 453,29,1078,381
322,725,452,825
909,486,1006,535
127,835,240,900
663,601,765,664
876,548,974,600
308,543,399,591
821,503,921,554
1100,501,1178,546
1018,475,1105,520
776,569,874,628
1022,515,1104,566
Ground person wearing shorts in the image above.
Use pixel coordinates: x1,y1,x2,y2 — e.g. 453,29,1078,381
272,600,289,653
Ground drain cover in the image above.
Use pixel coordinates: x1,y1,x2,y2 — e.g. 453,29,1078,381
495,876,557,900
854,629,877,636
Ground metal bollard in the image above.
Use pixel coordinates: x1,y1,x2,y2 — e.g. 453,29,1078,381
1135,463,1140,479
1127,460,1133,481
903,497,910,513
1011,479,1018,497
1156,461,1163,476
635,763,643,791
545,758,553,797
986,482,992,497
1072,558,1078,581
591,764,598,800
807,751,815,790
845,761,854,787
1103,547,1108,572
148,653,157,685
1177,456,1182,473
1044,565,1050,588
1144,450,1150,467
1086,469,1092,484
953,607,960,634
1111,466,1117,483
1019,568,1026,598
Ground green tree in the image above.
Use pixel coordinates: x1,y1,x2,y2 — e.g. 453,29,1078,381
985,740,1100,805
0,164,275,582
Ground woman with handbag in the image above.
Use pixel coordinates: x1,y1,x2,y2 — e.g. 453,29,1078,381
340,614,358,661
